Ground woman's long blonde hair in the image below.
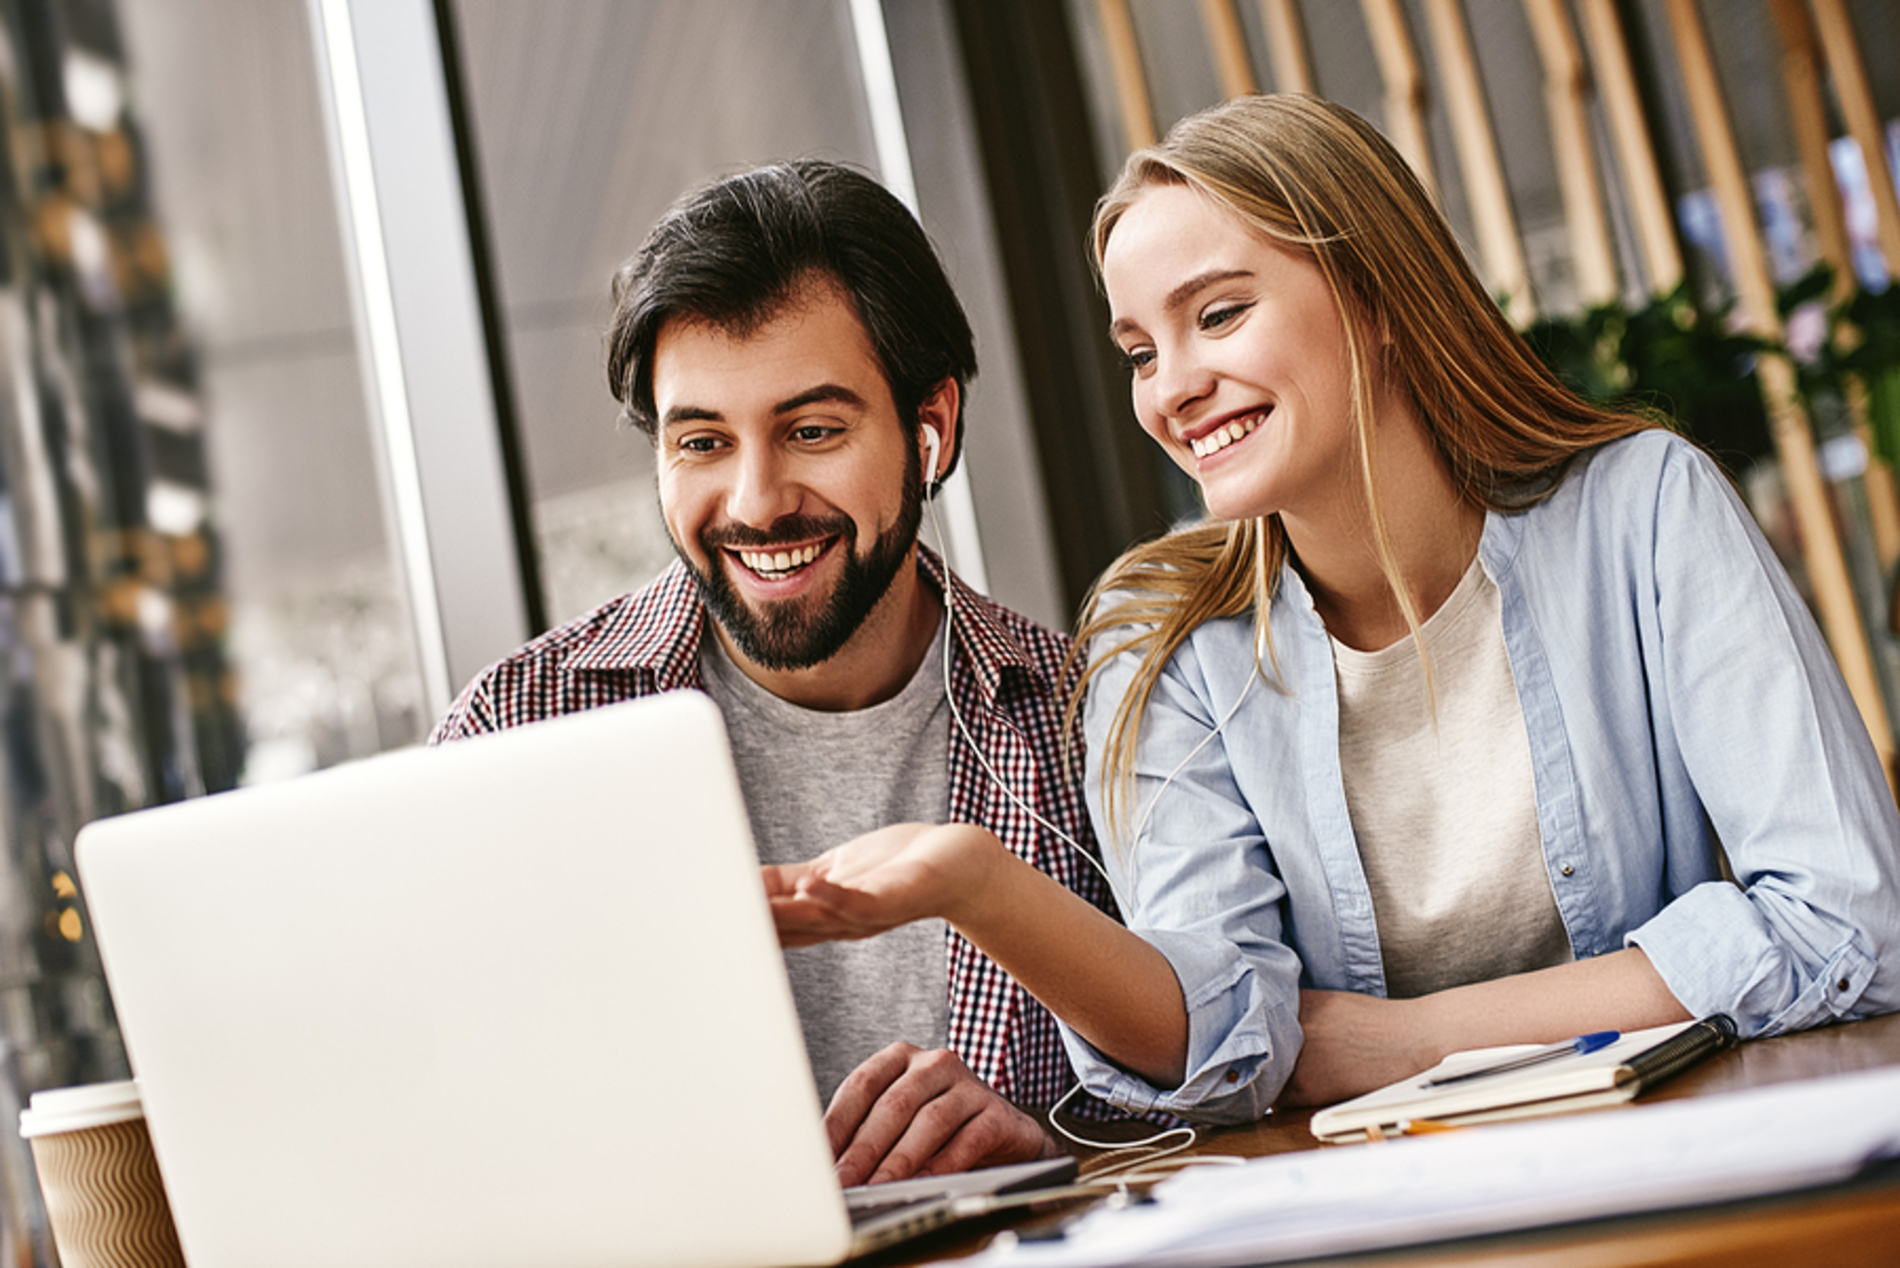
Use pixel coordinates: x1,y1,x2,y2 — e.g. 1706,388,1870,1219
1074,94,1659,845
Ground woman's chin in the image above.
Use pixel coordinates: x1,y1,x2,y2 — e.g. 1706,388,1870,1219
1197,485,1278,524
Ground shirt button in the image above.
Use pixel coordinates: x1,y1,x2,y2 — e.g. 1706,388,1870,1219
1560,864,1575,877
1226,1069,1240,1084
1839,978,1852,992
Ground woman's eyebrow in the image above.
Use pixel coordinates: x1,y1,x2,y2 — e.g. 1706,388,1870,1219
1109,268,1255,341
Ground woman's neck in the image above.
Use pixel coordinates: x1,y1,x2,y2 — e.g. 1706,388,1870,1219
1285,408,1482,654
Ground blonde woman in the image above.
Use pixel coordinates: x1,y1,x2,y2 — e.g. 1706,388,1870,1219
768,95,1900,1144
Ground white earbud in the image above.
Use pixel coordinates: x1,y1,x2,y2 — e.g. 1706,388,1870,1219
921,426,942,491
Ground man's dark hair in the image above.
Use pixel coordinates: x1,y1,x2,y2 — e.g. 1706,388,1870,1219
607,160,977,483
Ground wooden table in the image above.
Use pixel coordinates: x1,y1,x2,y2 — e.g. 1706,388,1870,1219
876,1013,1900,1267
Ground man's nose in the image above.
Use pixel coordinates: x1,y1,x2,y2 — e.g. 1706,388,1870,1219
726,445,800,527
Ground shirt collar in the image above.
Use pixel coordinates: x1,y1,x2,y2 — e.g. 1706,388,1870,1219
920,545,1049,705
1478,504,1524,583
567,561,707,689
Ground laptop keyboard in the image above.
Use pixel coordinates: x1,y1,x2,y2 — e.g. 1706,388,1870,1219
845,1191,940,1228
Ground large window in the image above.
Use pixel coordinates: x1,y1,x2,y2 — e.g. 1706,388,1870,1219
0,1,430,1260
450,0,884,625
118,0,428,779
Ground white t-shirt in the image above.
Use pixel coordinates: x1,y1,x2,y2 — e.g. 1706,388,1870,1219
1330,556,1572,998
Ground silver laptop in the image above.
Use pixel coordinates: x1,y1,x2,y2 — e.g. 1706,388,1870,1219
76,690,1073,1268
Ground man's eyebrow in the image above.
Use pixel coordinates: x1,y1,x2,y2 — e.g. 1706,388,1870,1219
1108,267,1255,342
661,384,869,431
660,405,722,429
774,383,868,415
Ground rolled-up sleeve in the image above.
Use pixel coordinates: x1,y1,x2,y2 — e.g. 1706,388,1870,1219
1060,629,1304,1123
1626,440,1900,1036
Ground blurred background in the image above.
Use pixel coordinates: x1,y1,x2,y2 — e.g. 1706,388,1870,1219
0,0,1897,1259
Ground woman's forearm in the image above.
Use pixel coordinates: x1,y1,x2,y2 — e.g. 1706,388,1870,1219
773,821,1192,1088
1416,946,1691,1052
950,836,1190,1088
1286,947,1692,1106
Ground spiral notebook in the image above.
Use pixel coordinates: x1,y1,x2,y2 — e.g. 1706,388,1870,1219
1310,1016,1739,1142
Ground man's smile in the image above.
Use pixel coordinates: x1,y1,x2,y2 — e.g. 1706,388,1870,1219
732,540,832,581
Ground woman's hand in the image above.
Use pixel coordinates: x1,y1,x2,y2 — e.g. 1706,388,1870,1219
765,822,1004,947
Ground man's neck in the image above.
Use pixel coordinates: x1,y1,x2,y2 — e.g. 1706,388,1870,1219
711,550,945,712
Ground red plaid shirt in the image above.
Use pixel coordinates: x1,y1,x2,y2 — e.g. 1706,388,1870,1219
431,548,1115,1108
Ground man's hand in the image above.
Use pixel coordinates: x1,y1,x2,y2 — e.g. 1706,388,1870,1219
826,1042,1061,1187
765,823,1002,948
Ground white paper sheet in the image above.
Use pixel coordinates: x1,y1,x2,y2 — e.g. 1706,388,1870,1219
955,1064,1900,1267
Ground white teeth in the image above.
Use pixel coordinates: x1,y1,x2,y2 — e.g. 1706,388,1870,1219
738,543,823,577
1188,410,1266,458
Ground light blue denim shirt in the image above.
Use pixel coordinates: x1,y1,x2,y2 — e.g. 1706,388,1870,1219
1067,430,1900,1124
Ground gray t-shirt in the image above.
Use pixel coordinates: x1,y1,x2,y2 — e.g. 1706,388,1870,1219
698,622,951,1103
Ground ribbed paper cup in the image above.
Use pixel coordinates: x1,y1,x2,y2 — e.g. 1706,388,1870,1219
19,1081,187,1268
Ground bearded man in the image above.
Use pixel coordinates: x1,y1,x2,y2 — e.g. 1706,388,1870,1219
431,160,1114,1186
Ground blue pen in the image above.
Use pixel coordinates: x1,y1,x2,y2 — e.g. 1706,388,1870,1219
1423,1030,1621,1087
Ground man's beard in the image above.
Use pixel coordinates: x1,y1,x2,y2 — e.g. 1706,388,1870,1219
679,483,923,672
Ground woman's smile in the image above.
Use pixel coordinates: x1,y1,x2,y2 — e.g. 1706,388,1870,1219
1185,407,1270,460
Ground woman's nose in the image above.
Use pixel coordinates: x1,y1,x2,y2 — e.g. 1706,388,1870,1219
1153,349,1216,419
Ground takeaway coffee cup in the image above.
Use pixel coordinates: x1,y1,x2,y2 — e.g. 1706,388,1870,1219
18,1080,187,1268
